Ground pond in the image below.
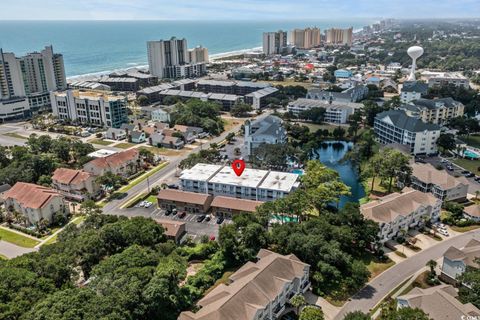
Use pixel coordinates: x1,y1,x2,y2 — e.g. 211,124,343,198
311,141,366,208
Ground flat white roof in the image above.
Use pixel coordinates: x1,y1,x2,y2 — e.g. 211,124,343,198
88,149,118,158
208,166,269,188
259,171,300,192
179,163,221,181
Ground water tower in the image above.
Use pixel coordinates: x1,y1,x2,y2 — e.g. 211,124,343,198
407,46,424,81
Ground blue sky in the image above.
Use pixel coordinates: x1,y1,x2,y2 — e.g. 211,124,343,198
1,0,478,20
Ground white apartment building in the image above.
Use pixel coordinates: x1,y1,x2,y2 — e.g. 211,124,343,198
179,163,300,202
188,46,209,63
50,89,128,128
0,46,66,120
289,28,321,49
3,182,69,225
361,187,442,243
400,81,429,103
244,115,287,156
263,30,288,55
325,27,353,46
421,71,470,89
400,98,464,125
147,37,207,79
287,98,361,124
409,163,469,202
374,110,441,155
179,249,310,320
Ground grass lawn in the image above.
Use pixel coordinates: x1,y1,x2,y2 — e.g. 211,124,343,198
89,138,115,146
145,194,158,203
460,135,480,149
0,227,40,248
118,161,169,193
44,234,59,245
122,192,149,209
399,271,433,296
451,225,480,233
222,118,242,132
3,132,29,140
360,251,396,280
137,146,182,157
114,142,136,149
0,254,7,260
289,121,341,133
453,158,480,174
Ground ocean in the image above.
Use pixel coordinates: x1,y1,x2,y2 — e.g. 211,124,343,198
0,20,374,78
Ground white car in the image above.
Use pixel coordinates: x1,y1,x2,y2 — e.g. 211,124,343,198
139,201,146,207
144,202,152,208
439,229,450,237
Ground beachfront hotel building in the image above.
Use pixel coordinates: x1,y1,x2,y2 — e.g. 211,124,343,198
50,89,128,128
325,27,353,46
287,98,361,124
374,109,441,155
0,46,66,121
188,46,209,63
263,30,288,55
290,28,321,49
147,37,207,79
179,163,300,202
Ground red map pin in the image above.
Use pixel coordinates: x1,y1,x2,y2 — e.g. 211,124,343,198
232,159,246,176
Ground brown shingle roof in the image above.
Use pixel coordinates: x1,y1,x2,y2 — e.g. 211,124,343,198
464,205,480,218
411,163,469,190
157,189,212,206
397,284,480,319
86,148,139,170
444,239,480,268
179,249,309,320
3,182,62,209
154,219,185,238
360,187,440,223
52,168,94,185
211,196,263,213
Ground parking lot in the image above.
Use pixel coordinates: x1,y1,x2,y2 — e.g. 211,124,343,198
120,205,231,241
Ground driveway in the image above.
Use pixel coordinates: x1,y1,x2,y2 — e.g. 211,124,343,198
334,228,480,319
0,240,37,259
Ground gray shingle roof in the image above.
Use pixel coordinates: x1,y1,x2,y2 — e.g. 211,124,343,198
402,81,429,94
375,110,441,132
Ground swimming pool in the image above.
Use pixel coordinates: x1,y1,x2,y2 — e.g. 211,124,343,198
292,169,304,176
464,149,480,159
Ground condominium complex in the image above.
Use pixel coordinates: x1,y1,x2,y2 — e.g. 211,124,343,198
421,71,470,89
147,37,207,79
287,98,361,124
244,115,287,156
290,27,321,49
400,97,465,125
263,30,288,55
188,46,209,63
409,163,469,202
325,27,353,46
374,110,441,155
0,45,66,121
179,249,310,320
179,163,300,202
400,81,429,103
50,89,128,128
361,187,441,243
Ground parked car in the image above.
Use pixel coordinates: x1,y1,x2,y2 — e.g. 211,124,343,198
196,215,206,223
144,201,152,208
139,201,146,207
439,229,450,237
172,208,178,216
447,166,454,171
465,172,475,178
205,216,211,222
168,184,179,189
461,170,470,175
178,212,186,219
216,216,224,224
474,176,480,182
165,209,172,216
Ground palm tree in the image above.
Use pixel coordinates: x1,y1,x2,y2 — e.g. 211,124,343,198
12,211,22,224
426,259,437,275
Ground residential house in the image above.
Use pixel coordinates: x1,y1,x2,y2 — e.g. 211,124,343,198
130,131,146,144
442,239,480,283
2,182,69,225
151,105,175,123
105,128,127,140
179,249,310,320
464,205,480,222
244,115,287,156
51,168,101,201
157,189,213,214
380,79,398,93
409,163,469,201
173,124,204,143
360,187,442,243
400,81,428,103
154,219,186,244
374,110,441,155
83,149,141,178
396,284,480,320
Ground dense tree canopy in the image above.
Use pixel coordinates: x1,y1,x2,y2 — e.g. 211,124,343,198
170,99,224,135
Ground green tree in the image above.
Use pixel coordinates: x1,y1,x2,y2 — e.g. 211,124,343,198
436,133,456,154
299,306,324,320
459,259,480,309
332,126,346,140
379,300,429,320
290,294,306,314
343,311,371,320
80,200,102,216
230,103,253,117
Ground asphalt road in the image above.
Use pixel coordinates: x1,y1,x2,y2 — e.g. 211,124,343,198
334,228,480,319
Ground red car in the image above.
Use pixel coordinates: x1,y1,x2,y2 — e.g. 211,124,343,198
178,212,186,219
